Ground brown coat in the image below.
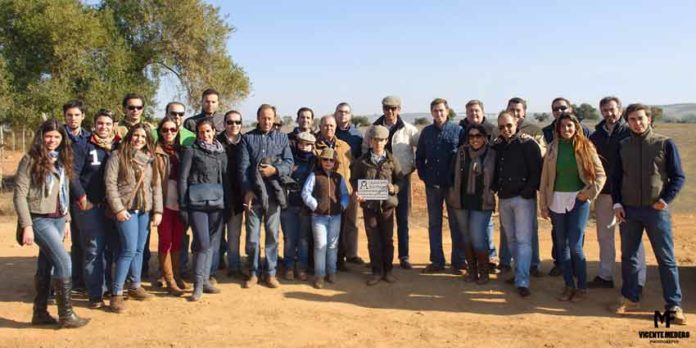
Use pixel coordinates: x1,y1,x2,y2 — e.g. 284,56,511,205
539,139,606,211
315,137,354,193
105,149,163,215
350,151,403,212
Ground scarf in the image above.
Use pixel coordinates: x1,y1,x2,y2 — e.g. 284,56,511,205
162,142,178,157
90,133,118,151
197,139,225,153
295,149,314,163
130,150,153,211
46,151,69,216
466,146,486,195
370,150,386,165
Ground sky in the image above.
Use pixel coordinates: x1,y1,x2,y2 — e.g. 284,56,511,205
159,0,696,120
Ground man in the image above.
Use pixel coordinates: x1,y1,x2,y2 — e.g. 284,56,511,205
416,98,462,273
334,102,364,266
497,98,544,277
183,88,224,133
493,112,542,297
588,96,647,289
314,115,355,269
239,104,294,288
541,97,592,145
153,102,195,146
364,96,419,269
116,93,153,138
611,103,686,325
63,100,91,294
460,100,497,271
288,107,316,147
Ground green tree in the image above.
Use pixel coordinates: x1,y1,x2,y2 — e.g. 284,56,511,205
650,106,664,122
448,108,456,121
574,103,599,121
351,116,370,127
533,112,550,123
414,117,430,126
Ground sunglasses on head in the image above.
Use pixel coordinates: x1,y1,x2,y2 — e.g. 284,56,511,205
127,105,144,111
169,111,185,117
226,120,242,125
161,127,178,134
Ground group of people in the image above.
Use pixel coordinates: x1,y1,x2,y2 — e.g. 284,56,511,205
13,89,687,329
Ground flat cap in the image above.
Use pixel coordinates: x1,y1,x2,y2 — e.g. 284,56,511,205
381,95,401,107
296,131,316,144
369,125,389,139
318,148,336,160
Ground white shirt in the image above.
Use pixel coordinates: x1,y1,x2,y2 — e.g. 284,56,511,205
549,191,581,214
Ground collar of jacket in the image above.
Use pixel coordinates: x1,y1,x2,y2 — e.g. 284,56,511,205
594,118,627,133
373,115,405,131
360,150,393,166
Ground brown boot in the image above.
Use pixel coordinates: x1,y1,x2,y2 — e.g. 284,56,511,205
110,295,126,313
160,252,184,297
476,251,490,285
171,251,190,291
463,244,478,282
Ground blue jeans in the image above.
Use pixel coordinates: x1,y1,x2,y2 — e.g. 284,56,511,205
33,217,71,279
190,210,224,284
311,214,341,277
486,218,496,259
113,211,150,295
281,206,311,271
499,205,541,269
75,205,118,300
425,185,463,268
245,201,281,277
620,206,682,307
453,209,493,253
499,196,536,288
225,210,244,272
396,174,411,261
550,199,590,289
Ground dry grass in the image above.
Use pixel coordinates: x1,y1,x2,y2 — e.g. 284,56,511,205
654,123,695,212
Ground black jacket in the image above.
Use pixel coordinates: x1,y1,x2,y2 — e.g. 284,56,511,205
492,133,542,199
178,141,229,210
589,119,630,194
216,132,244,215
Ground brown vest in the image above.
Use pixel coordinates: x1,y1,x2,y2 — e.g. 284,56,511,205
312,170,344,215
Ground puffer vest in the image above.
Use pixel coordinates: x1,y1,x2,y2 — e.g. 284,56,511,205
312,170,344,215
619,127,669,207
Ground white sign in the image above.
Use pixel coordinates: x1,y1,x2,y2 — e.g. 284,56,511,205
357,179,389,200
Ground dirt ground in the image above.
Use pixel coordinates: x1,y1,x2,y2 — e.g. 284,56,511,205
0,174,694,347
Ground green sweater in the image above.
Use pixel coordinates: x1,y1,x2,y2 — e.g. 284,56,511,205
554,140,584,192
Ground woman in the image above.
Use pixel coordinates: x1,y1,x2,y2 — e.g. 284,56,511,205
179,119,228,301
351,125,404,286
301,148,349,289
215,110,244,279
105,123,163,313
72,109,121,309
447,124,496,284
14,118,89,328
154,116,187,296
280,131,316,282
540,114,605,302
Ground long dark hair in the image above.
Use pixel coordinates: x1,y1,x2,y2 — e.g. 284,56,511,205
29,119,74,185
157,116,181,147
117,123,155,182
555,114,598,181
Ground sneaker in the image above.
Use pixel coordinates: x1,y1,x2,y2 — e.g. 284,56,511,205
88,298,106,309
488,262,499,274
570,289,587,303
530,267,544,278
399,259,413,270
612,296,640,314
265,275,281,289
366,274,381,286
383,273,397,283
284,270,295,281
669,306,687,325
127,287,154,301
422,264,445,274
296,270,308,281
243,275,258,289
548,266,562,277
517,287,531,297
347,256,365,265
451,267,464,276
313,277,324,289
497,264,512,273
109,295,126,313
587,276,614,289
557,287,574,301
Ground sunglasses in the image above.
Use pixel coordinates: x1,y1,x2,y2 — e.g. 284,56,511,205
383,106,398,111
468,133,484,139
169,111,185,117
161,127,178,134
553,106,568,112
226,120,242,125
127,105,144,111
321,158,336,163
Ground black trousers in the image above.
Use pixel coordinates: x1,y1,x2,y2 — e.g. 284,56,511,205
364,208,395,276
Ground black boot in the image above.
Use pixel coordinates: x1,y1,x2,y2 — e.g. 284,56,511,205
32,275,57,325
52,278,89,329
189,251,205,302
